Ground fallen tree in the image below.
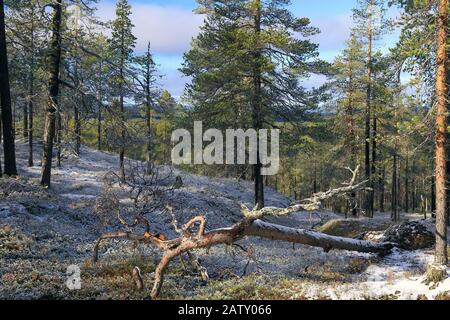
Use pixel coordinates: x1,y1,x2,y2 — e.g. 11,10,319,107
93,166,394,299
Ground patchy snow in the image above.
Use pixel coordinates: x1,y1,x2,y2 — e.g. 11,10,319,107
0,141,449,300
360,249,450,300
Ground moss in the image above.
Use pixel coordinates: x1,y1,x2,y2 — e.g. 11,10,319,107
194,274,298,300
425,263,447,284
0,225,32,253
344,258,369,274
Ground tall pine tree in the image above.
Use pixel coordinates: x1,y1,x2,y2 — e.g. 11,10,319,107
109,0,136,181
182,0,322,208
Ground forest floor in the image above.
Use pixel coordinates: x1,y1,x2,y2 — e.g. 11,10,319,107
0,141,449,300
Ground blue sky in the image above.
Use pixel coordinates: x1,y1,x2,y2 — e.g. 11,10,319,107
96,0,400,98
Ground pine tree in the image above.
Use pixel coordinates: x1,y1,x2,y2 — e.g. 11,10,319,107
434,0,448,269
134,42,157,173
182,0,322,208
328,33,367,216
0,0,17,176
352,0,387,217
40,0,63,187
109,0,136,181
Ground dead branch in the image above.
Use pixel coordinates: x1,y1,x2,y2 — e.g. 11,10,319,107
92,165,393,299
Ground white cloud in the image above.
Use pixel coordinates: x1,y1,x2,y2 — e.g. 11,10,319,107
291,14,354,62
96,2,204,55
310,14,353,55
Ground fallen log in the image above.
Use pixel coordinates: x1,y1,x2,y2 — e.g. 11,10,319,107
92,166,393,299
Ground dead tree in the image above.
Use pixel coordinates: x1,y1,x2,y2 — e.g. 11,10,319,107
93,166,393,299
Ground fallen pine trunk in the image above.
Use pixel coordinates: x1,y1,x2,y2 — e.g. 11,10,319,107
93,216,393,299
245,220,393,254
93,166,393,299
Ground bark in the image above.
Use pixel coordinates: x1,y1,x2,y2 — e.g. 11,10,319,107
27,5,35,167
405,154,409,213
391,154,398,221
56,92,62,168
73,2,81,156
74,103,80,156
23,103,28,139
40,0,62,187
378,144,385,213
0,0,17,176
371,114,377,216
431,174,436,214
97,60,102,151
28,51,34,166
434,0,448,266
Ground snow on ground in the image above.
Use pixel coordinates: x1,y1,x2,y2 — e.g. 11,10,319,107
0,141,449,300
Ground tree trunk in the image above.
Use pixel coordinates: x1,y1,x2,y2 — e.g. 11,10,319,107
145,42,152,174
434,0,448,266
431,174,436,215
0,0,17,176
365,18,373,217
94,217,393,300
56,91,62,168
40,0,62,187
28,58,34,167
23,103,28,139
27,4,35,167
252,0,264,209
378,143,385,213
405,153,409,213
371,114,377,216
74,104,80,155
347,49,357,217
97,60,102,151
118,29,126,181
392,154,398,221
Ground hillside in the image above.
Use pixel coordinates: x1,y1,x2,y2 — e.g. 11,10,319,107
0,142,449,300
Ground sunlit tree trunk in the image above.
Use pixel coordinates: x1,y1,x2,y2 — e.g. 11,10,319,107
434,0,448,266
